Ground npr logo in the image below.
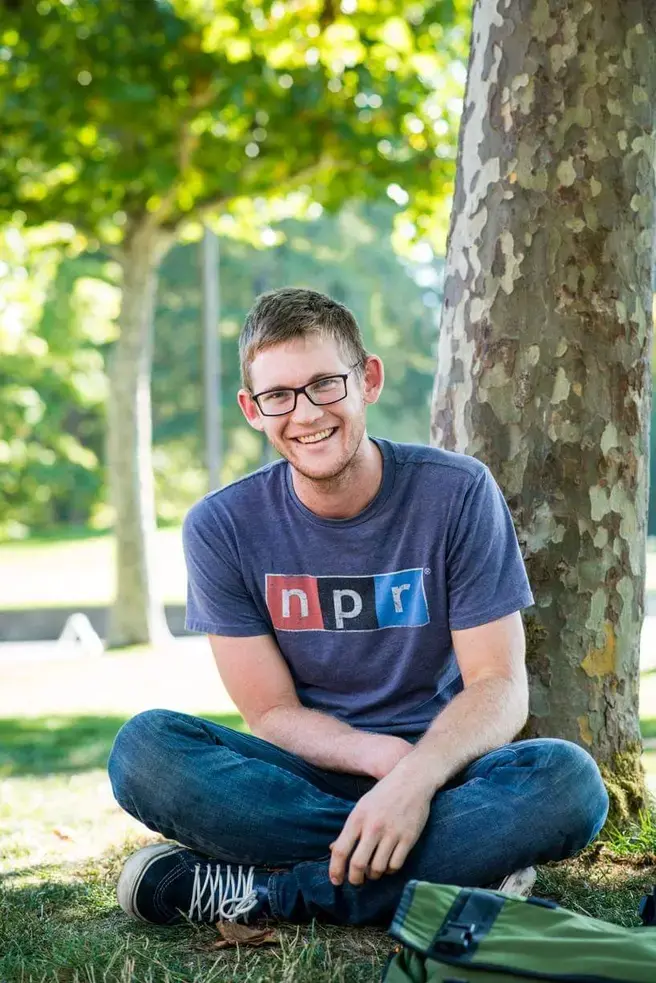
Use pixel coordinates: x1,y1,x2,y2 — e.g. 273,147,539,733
265,569,429,632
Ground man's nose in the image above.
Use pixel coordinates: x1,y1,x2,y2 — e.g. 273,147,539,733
290,391,324,424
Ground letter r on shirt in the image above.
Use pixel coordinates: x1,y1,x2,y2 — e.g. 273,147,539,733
391,583,411,613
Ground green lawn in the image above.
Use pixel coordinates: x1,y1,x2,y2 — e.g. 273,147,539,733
0,527,186,609
2,650,656,982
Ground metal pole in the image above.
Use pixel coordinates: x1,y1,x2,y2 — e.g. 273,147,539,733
201,227,222,490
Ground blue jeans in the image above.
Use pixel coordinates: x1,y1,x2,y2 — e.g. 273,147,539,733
107,709,609,926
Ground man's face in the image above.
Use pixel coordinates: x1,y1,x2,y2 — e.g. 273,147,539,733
238,335,383,481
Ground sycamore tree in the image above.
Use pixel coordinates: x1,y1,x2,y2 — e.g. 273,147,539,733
0,0,467,646
431,0,656,815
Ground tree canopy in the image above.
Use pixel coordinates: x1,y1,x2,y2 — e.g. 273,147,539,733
0,0,468,247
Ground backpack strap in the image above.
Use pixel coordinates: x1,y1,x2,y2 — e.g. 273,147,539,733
428,888,506,961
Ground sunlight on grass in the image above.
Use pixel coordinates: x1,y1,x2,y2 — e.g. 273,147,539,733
0,711,246,885
602,809,656,856
3,638,656,980
0,526,186,609
0,639,235,719
0,768,151,886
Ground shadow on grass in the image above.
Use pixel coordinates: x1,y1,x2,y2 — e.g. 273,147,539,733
0,712,246,779
0,837,390,983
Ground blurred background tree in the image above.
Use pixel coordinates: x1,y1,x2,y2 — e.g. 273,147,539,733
0,0,467,646
2,0,656,654
0,225,104,535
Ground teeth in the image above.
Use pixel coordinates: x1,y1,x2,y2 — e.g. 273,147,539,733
298,428,334,444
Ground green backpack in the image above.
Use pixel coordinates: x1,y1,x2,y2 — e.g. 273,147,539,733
383,880,656,983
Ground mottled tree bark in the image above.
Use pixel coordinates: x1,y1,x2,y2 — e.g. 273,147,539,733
106,222,172,647
431,0,656,817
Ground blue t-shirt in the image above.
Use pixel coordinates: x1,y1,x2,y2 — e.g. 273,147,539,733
183,437,534,737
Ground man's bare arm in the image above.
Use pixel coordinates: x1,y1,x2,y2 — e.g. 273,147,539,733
398,610,529,794
327,610,529,886
208,633,412,779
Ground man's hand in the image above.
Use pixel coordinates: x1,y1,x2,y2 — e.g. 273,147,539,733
328,761,434,886
361,734,414,780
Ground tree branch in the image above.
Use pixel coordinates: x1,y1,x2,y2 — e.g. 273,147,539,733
163,156,344,233
142,84,218,236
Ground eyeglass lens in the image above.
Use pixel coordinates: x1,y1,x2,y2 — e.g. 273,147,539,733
258,376,347,415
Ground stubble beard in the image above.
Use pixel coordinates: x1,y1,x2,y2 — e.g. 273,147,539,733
272,419,367,491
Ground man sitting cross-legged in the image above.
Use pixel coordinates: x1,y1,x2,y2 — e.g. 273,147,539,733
108,286,609,928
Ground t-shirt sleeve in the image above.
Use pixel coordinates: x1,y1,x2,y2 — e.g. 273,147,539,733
182,498,272,637
446,465,534,631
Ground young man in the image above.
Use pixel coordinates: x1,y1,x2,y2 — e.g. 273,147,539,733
108,287,609,928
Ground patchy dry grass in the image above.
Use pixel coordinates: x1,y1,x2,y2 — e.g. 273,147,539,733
0,712,391,982
3,650,656,981
2,711,656,982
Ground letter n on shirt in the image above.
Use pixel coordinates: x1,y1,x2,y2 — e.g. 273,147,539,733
266,575,324,631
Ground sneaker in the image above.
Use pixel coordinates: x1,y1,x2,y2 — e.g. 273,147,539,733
495,866,536,897
116,842,272,925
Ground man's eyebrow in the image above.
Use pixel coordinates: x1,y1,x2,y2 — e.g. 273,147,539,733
258,370,341,391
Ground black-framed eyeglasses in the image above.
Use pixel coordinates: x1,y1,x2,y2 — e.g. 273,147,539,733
251,362,363,417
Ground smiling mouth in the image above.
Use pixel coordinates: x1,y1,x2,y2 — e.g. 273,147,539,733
294,427,337,445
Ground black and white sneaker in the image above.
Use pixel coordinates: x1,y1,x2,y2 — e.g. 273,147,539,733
116,843,272,925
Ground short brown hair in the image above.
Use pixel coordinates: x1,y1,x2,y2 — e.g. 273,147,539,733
239,287,368,389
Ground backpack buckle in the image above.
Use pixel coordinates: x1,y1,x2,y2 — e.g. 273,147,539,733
434,920,476,952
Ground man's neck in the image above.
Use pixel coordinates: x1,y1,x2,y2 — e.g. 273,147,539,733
291,437,383,520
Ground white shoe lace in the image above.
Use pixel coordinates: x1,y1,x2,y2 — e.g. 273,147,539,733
188,863,259,923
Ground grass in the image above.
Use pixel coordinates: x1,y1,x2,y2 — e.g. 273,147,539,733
1,515,656,981
0,527,186,609
0,709,390,983
3,688,656,983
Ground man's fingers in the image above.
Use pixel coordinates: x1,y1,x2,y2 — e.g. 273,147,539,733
329,821,360,885
367,837,398,880
386,837,412,874
347,834,380,885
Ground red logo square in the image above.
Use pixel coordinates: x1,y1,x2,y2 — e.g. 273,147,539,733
265,575,324,631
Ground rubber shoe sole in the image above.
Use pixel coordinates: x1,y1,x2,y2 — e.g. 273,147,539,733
117,842,184,923
497,866,536,898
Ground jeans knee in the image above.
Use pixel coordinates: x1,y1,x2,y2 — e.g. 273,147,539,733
107,708,178,808
543,739,609,849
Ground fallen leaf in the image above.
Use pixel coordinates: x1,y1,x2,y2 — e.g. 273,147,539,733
52,827,75,841
213,921,278,948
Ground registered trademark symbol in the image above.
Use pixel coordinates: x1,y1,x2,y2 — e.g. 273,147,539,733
424,567,431,575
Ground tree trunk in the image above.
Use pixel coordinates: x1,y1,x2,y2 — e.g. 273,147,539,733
106,222,172,647
431,0,656,819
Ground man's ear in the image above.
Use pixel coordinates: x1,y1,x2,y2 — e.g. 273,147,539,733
362,355,384,406
237,389,265,432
